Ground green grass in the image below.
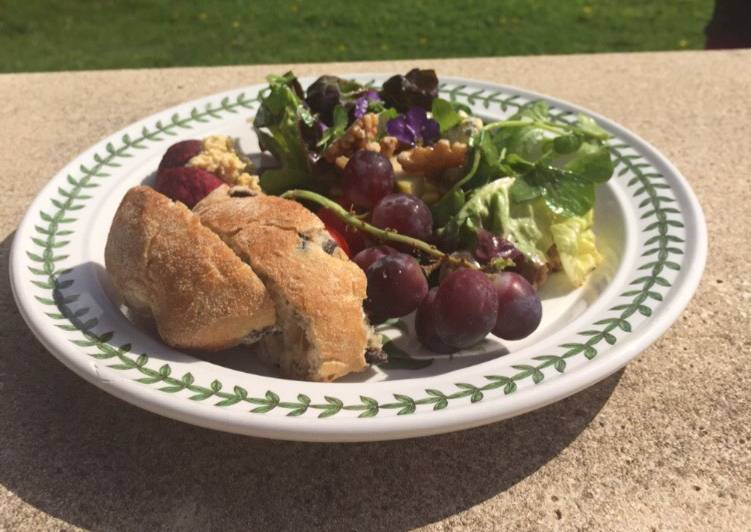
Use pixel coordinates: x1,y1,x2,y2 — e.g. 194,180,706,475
0,0,713,73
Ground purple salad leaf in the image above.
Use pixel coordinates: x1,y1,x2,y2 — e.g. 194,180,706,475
380,68,439,112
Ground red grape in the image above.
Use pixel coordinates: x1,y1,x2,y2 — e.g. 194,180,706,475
365,253,428,321
371,193,433,242
473,229,524,266
434,269,498,349
342,150,394,209
415,288,456,353
353,245,399,272
438,251,480,283
490,272,543,340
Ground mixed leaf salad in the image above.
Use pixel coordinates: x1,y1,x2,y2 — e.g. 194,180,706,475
251,69,615,352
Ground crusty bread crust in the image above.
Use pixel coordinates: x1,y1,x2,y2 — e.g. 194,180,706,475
104,186,276,351
195,185,324,235
194,186,369,381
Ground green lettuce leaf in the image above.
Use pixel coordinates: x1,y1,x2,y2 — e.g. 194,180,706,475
438,177,601,286
438,178,553,266
550,209,602,286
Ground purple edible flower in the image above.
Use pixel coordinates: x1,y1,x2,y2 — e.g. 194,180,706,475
353,90,381,119
386,106,440,147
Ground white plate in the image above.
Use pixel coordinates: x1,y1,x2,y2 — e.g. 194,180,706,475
9,75,706,442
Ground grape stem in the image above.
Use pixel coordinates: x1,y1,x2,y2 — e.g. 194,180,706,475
280,189,477,269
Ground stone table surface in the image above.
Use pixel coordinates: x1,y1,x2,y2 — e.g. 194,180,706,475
0,50,749,531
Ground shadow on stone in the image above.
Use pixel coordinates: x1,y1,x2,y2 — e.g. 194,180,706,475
0,231,623,530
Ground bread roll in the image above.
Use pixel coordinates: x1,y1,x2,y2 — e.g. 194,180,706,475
194,185,381,381
105,186,276,351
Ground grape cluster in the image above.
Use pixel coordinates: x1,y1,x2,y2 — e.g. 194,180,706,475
416,270,542,351
325,148,543,351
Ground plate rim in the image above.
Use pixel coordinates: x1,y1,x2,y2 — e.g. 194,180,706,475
9,74,707,441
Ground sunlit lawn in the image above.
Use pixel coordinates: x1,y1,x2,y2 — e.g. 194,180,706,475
0,0,713,72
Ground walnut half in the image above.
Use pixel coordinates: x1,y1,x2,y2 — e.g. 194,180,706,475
325,113,402,169
397,139,468,179
324,113,380,164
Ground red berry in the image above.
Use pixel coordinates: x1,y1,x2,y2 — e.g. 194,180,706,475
316,207,369,255
158,140,203,171
324,225,351,257
155,167,223,208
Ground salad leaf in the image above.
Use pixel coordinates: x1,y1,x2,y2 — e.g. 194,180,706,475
465,129,506,190
431,188,465,228
316,105,348,149
367,99,387,114
253,73,305,128
450,100,473,115
254,73,327,194
502,103,613,183
535,167,595,217
431,98,462,133
296,104,316,128
575,113,610,140
550,209,602,286
454,100,613,218
516,100,550,122
438,177,600,285
506,103,608,143
380,68,439,112
334,105,348,130
429,146,482,225
515,164,596,217
508,172,542,203
438,178,554,267
305,75,362,125
492,102,552,162
553,133,582,154
561,143,613,183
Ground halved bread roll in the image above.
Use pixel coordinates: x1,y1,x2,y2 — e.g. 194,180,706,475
105,186,276,351
194,185,382,382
